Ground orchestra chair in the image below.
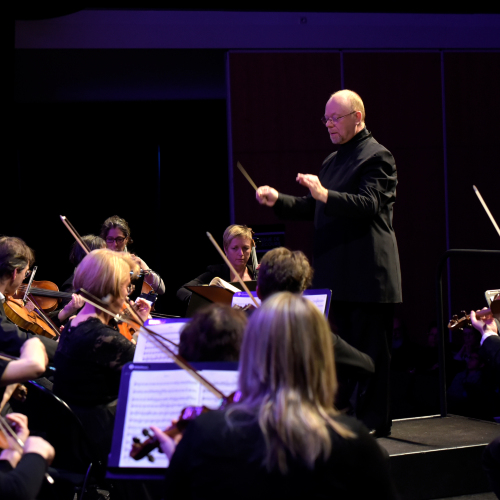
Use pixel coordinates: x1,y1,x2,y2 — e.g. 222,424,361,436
10,379,107,500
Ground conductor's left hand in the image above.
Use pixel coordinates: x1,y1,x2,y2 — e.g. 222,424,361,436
296,174,328,203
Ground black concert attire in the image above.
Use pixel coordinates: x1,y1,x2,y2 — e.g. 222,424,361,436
479,323,500,497
0,453,48,500
273,127,402,434
0,294,58,362
53,317,135,460
176,263,255,304
164,410,399,500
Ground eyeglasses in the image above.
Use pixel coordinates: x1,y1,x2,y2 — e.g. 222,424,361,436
106,237,126,244
321,110,357,125
24,269,33,279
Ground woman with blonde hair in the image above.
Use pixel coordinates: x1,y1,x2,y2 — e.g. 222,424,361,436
152,293,398,499
176,224,256,306
53,249,151,460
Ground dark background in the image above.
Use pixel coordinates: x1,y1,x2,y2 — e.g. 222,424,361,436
9,9,500,330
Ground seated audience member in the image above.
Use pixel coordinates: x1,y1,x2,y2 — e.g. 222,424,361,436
53,249,151,461
0,413,55,500
0,237,58,361
57,235,106,325
447,347,489,419
152,293,398,500
177,225,256,306
179,304,247,362
471,308,500,498
256,247,374,377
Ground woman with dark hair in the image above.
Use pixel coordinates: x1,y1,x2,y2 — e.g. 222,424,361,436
152,293,398,499
58,234,106,324
100,215,165,295
179,304,246,362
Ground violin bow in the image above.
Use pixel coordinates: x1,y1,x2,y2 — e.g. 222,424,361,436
60,216,91,254
206,232,260,308
22,266,37,306
473,186,500,237
77,289,226,400
0,415,55,484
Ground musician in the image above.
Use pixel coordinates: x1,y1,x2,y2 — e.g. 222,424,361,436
0,345,53,499
53,249,151,459
57,234,106,325
256,247,375,378
0,413,55,500
178,304,247,362
152,293,398,499
0,338,48,387
256,90,402,437
0,237,56,361
471,308,500,498
177,225,256,305
100,215,165,295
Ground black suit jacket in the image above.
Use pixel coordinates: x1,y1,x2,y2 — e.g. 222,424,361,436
274,128,402,304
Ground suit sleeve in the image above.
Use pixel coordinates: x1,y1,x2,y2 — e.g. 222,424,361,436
332,334,375,375
273,193,316,221
0,310,26,357
0,454,47,500
176,268,219,304
324,150,397,219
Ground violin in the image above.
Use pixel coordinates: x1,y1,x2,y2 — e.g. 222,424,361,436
71,288,234,462
14,281,71,313
3,296,58,339
448,299,500,331
130,394,239,462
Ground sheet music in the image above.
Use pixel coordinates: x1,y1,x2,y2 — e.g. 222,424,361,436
118,367,239,468
304,294,327,314
134,322,187,362
231,292,261,309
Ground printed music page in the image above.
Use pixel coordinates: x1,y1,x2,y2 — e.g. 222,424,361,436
304,294,328,314
134,321,187,362
118,367,239,468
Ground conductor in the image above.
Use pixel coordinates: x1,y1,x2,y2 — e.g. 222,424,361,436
256,89,402,437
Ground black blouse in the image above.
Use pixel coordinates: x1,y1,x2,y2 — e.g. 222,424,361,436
53,317,135,406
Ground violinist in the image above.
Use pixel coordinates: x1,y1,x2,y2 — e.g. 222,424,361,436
152,293,398,499
0,413,55,500
53,249,151,460
0,341,54,499
0,237,57,361
470,308,500,497
100,215,165,295
256,247,375,379
57,234,106,325
178,304,247,362
0,339,48,388
177,224,256,305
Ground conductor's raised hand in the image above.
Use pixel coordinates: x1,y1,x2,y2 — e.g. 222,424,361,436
296,174,328,203
256,186,279,207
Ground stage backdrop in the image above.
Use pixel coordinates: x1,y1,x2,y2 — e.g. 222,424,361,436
228,51,499,342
